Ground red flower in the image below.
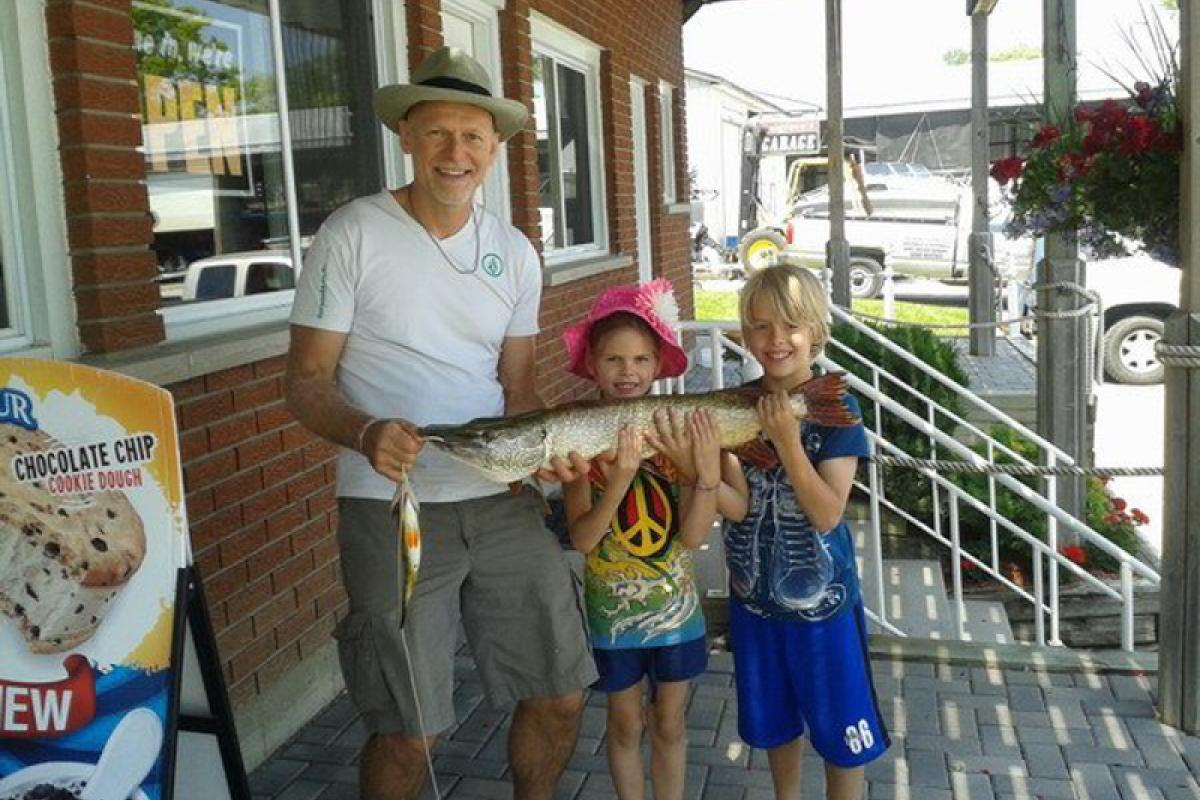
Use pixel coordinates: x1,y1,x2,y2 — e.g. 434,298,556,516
961,558,977,572
1074,105,1094,123
1063,152,1091,177
1131,508,1150,525
1119,116,1159,156
1111,497,1128,512
1062,546,1087,566
990,156,1025,186
1032,124,1061,149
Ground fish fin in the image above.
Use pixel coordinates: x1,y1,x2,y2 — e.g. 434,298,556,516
391,474,422,628
587,462,608,491
730,437,779,470
648,453,680,483
795,372,859,427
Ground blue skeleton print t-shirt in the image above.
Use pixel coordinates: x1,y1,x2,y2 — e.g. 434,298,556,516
723,392,869,622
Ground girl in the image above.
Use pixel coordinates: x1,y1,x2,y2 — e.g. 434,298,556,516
560,279,721,800
716,264,890,799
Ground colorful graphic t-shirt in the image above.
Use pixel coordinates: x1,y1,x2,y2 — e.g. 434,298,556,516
584,463,706,649
723,393,869,622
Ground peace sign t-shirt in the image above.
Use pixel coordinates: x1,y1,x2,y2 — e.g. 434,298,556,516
583,463,705,649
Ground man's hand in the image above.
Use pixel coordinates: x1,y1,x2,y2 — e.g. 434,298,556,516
361,419,424,484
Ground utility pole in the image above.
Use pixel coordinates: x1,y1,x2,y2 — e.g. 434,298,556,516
1038,0,1089,528
825,0,849,307
1158,0,1200,735
968,2,996,356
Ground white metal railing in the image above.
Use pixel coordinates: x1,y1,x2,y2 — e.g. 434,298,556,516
676,315,1160,653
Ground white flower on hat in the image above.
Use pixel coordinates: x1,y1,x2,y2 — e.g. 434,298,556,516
639,278,679,326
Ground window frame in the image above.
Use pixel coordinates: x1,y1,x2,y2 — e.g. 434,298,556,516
530,13,609,266
0,0,77,359
159,0,410,342
658,81,677,204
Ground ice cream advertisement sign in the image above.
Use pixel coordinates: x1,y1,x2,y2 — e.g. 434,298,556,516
0,359,187,800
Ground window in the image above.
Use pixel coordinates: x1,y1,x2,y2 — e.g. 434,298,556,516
196,264,237,301
531,15,607,261
0,0,75,357
659,82,677,203
135,0,394,338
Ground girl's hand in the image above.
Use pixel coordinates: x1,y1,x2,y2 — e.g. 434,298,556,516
757,391,800,453
596,424,643,488
645,408,696,482
690,409,722,487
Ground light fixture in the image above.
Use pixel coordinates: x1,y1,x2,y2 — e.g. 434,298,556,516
967,0,999,14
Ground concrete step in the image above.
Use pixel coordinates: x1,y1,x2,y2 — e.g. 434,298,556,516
853,520,1014,643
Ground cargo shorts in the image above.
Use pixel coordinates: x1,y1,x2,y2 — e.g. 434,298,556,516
332,489,596,736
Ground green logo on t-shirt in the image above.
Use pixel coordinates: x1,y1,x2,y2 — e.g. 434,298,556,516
481,253,504,277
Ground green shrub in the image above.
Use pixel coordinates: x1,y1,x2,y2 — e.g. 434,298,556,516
831,323,1147,579
954,425,1145,577
830,322,968,523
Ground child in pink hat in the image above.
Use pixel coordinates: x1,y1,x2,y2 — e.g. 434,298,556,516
560,278,720,800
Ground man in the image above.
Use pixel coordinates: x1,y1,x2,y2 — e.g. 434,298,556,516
285,47,595,800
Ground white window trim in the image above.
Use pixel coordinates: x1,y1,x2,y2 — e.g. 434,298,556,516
0,0,77,359
440,0,511,222
659,81,678,205
160,0,409,343
530,12,608,266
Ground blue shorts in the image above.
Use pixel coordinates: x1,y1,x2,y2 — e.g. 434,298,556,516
729,598,890,767
592,636,709,693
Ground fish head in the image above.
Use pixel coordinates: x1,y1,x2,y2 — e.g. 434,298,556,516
425,420,547,483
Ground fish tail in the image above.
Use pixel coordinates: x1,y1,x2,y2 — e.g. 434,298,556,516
392,474,422,627
796,372,859,427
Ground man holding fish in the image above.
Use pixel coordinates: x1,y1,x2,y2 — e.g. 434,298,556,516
285,48,596,800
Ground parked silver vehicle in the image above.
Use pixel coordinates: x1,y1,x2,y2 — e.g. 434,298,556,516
739,181,1037,299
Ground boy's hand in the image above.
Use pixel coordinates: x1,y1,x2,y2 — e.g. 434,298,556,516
757,391,800,454
645,407,696,482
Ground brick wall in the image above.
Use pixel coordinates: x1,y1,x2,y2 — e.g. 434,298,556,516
46,0,163,354
172,358,345,709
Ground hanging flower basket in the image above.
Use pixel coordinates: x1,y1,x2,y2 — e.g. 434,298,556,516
992,79,1182,266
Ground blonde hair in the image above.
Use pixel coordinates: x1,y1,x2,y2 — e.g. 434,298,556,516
738,264,831,354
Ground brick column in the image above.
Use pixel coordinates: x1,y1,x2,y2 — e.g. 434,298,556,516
407,0,445,70
46,0,164,354
500,0,542,248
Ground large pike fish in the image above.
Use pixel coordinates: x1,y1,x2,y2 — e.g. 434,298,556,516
422,372,859,483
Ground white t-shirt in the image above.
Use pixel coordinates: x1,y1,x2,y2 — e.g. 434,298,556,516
290,190,542,502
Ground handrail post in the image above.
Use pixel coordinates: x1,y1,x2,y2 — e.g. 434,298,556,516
1121,561,1135,653
868,439,888,628
987,440,999,573
709,324,724,390
1045,450,1062,646
1033,547,1046,646
949,493,966,640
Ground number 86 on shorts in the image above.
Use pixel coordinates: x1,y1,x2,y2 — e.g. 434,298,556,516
843,719,875,755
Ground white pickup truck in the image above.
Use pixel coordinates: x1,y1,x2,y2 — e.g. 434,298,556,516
739,180,1037,299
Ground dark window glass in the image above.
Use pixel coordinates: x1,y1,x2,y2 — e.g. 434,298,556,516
556,64,592,247
246,261,294,294
196,264,237,300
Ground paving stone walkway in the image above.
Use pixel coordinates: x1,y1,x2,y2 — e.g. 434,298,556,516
247,645,1200,800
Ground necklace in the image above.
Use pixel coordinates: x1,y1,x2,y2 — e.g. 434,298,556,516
401,190,480,275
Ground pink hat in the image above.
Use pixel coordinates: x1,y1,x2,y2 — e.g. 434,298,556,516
563,278,688,380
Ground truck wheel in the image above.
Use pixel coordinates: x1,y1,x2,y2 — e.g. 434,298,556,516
1103,314,1165,384
738,229,786,272
848,257,885,299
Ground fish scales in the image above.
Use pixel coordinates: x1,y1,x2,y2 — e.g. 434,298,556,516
421,373,857,485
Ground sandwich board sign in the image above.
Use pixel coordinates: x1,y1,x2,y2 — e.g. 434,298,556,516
0,359,246,800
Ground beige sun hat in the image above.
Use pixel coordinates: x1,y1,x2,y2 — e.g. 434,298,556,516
374,46,530,141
